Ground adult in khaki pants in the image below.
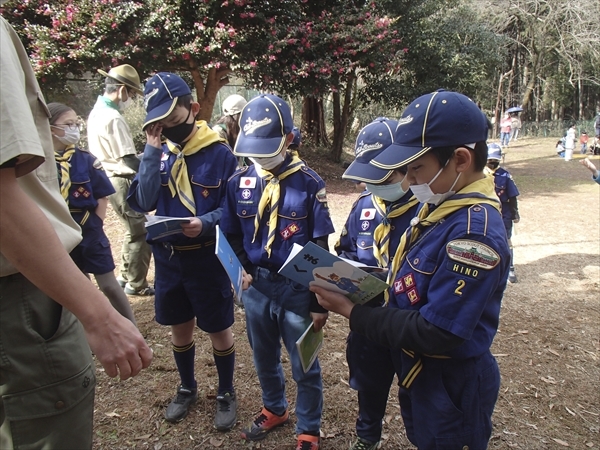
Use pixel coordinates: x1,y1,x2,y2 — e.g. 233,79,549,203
0,15,152,449
87,64,153,295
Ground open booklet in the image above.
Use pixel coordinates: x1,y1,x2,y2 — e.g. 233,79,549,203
278,242,389,305
295,321,324,373
144,215,191,241
215,225,244,304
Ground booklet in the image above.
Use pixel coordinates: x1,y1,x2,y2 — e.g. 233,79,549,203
295,321,324,373
278,241,389,305
144,215,191,241
215,225,244,304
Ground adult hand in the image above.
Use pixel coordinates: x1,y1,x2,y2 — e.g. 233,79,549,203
84,309,153,380
310,311,329,332
181,217,202,237
145,123,163,148
310,285,355,319
241,269,253,290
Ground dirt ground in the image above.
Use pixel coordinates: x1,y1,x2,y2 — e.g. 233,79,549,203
94,137,599,450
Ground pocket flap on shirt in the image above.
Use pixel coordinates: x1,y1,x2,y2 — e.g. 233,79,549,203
406,248,438,275
191,175,221,189
278,205,307,220
3,364,95,420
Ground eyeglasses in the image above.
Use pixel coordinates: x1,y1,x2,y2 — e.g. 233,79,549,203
51,122,82,131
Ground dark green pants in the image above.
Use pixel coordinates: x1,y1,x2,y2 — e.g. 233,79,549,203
0,274,95,450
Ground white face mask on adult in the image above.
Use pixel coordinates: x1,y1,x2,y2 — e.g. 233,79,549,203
411,159,461,205
250,153,285,170
119,87,133,110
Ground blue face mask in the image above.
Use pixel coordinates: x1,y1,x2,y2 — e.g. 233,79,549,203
365,178,407,202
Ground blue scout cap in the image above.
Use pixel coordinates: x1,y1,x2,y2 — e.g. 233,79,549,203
290,127,302,148
234,94,294,157
371,90,489,169
343,117,397,183
487,143,503,161
142,72,192,130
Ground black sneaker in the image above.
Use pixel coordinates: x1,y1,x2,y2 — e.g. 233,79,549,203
350,437,380,450
165,385,197,423
214,392,237,431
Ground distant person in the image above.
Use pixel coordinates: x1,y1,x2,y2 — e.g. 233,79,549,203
564,122,576,162
213,94,247,149
500,114,512,147
580,158,600,184
1,14,152,449
555,139,566,158
49,102,136,323
579,131,589,154
87,64,153,296
510,115,521,142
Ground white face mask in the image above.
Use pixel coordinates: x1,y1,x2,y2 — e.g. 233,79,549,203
250,153,285,170
52,127,80,146
119,87,133,110
411,159,461,205
365,176,407,202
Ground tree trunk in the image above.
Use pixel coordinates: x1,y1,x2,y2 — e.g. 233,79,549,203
301,96,329,147
330,72,356,162
189,61,231,122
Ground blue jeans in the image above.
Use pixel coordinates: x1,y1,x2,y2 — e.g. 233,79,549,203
500,132,510,147
243,267,323,434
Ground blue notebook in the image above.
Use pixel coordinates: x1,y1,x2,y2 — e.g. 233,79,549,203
278,242,389,304
215,225,244,303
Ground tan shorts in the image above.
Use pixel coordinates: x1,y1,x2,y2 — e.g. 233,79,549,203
0,273,95,450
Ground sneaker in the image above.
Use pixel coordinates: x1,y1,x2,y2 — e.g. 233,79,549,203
165,385,197,423
350,437,380,450
241,407,289,441
297,434,320,450
124,283,155,296
508,270,518,283
214,392,237,431
117,276,127,288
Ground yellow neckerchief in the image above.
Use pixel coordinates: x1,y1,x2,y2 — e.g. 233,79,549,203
54,145,76,202
483,166,496,177
372,194,419,267
253,153,305,258
385,176,501,303
166,121,225,215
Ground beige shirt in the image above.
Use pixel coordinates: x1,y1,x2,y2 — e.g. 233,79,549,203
0,16,81,277
87,96,137,177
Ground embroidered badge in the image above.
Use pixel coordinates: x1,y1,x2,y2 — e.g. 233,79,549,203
394,278,405,294
446,239,500,270
243,116,272,134
202,189,209,198
446,261,481,279
361,221,370,231
406,287,420,305
403,273,415,289
241,188,252,200
92,159,103,170
360,208,376,220
280,223,300,240
160,161,165,171
316,188,328,203
161,152,169,161
240,177,256,189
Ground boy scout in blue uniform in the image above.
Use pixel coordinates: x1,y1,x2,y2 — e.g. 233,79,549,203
486,143,520,283
49,102,136,323
127,73,239,430
219,94,335,450
335,118,418,450
312,90,511,450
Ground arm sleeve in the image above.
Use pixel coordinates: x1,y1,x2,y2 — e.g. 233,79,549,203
507,196,519,220
87,155,115,199
122,154,141,172
127,143,162,212
309,236,330,313
107,116,137,159
227,233,254,273
349,305,465,353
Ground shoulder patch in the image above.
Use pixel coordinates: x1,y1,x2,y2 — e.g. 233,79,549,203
316,188,328,203
92,158,103,170
446,239,500,270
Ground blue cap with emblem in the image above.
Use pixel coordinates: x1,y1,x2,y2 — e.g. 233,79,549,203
487,143,503,161
370,89,489,169
234,94,294,157
343,117,398,183
142,72,192,130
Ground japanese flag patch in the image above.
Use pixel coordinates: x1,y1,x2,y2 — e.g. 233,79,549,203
360,208,376,220
240,177,256,189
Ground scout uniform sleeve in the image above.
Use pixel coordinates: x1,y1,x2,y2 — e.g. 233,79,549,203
127,143,163,212
308,175,335,239
106,115,137,159
334,195,361,261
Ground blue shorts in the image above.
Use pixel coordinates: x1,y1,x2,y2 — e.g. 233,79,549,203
153,243,234,332
70,213,116,275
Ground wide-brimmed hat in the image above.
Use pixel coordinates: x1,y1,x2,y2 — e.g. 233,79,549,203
371,89,489,169
97,64,143,94
142,72,192,130
343,117,396,183
234,94,294,157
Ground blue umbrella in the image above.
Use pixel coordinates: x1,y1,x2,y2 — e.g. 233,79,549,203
506,106,523,113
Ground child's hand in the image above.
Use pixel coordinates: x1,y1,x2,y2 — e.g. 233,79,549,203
146,123,163,148
310,285,355,319
310,311,329,332
181,217,202,237
242,270,253,290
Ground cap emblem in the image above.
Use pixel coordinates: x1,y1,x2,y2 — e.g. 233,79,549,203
243,117,272,134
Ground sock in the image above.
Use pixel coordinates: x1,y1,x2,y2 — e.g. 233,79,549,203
172,341,196,390
510,248,515,271
213,344,235,395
